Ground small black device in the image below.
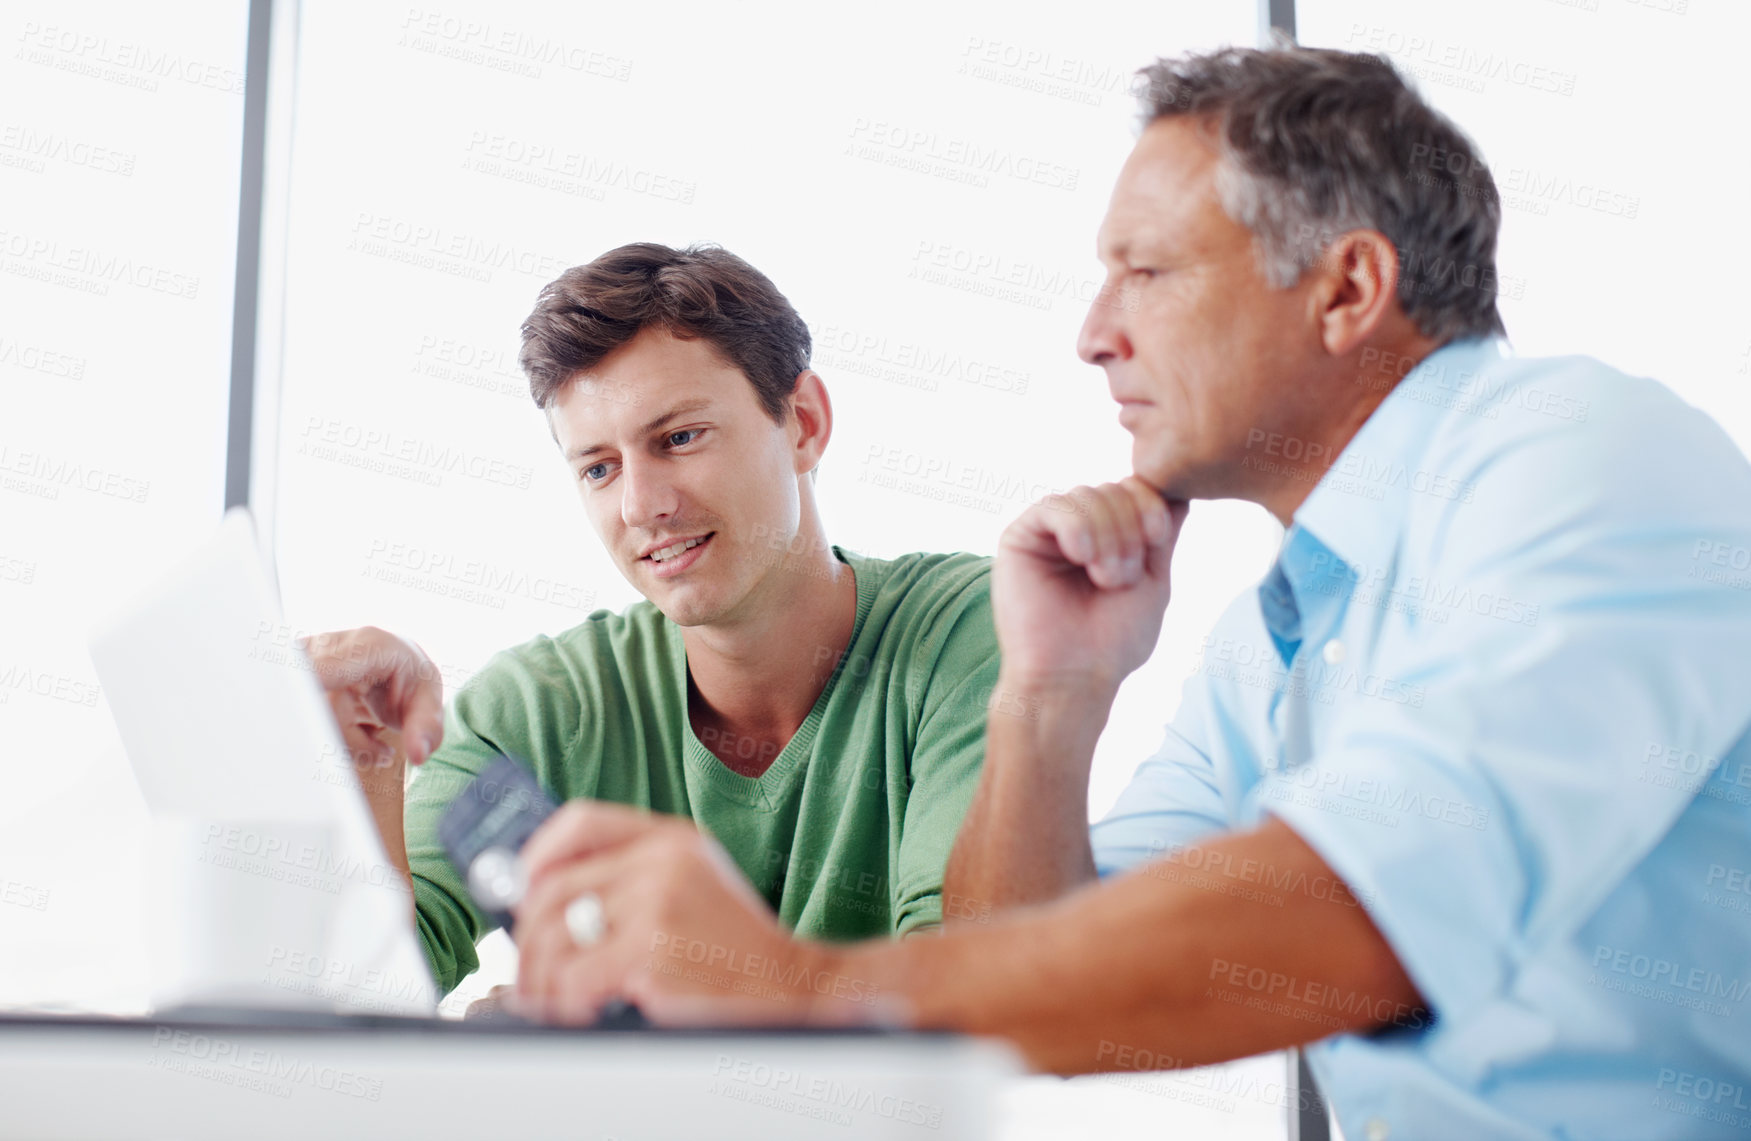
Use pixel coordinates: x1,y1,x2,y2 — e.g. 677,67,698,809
436,754,558,932
436,755,648,1029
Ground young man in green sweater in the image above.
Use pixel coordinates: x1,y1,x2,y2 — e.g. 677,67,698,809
303,243,1000,999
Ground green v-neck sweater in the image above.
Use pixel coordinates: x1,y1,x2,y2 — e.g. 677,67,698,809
404,546,999,997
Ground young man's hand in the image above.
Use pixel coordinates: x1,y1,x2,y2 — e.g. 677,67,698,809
299,625,445,768
511,801,880,1028
297,626,444,885
992,477,1189,692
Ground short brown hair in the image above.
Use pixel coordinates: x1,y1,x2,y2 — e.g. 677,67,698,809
519,242,812,421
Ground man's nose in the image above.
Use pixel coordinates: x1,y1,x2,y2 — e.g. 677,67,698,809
1077,280,1132,365
619,459,680,530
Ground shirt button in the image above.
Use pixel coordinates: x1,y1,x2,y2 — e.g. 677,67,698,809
1364,1117,1389,1141
1322,639,1346,665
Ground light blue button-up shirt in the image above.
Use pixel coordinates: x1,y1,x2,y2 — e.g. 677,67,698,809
1091,336,1751,1139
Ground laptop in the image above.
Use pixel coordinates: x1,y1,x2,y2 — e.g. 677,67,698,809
86,506,437,1016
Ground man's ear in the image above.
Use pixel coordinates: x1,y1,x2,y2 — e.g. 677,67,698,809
787,370,832,475
1310,229,1401,358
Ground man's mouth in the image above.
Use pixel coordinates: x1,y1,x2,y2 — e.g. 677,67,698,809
643,532,714,565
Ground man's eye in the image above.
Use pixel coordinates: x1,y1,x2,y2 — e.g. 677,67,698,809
581,463,608,482
666,429,701,448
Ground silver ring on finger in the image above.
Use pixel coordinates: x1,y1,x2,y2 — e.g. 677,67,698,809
564,891,607,949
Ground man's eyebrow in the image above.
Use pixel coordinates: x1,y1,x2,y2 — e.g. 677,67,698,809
564,399,714,461
1112,223,1169,254
1098,231,1174,266
1096,229,1144,263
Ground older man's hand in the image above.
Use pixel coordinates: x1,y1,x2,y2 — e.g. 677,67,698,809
511,801,888,1028
992,477,1189,692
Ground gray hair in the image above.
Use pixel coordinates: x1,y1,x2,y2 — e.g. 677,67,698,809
1137,45,1506,343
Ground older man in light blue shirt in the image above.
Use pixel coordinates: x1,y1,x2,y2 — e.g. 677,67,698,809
1091,331,1751,1138
501,43,1751,1141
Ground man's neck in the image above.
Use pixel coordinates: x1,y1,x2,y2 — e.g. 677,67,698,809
681,537,858,778
1259,331,1445,526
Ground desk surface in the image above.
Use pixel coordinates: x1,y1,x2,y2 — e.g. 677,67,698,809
0,1011,1300,1141
0,1011,1021,1141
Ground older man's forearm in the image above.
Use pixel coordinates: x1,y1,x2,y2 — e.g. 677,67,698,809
836,817,1425,1073
942,673,1114,923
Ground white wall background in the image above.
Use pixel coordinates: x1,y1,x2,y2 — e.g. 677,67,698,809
4,1,1747,1138
0,0,247,1011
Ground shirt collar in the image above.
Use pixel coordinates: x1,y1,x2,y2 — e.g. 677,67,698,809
1291,336,1509,573
1259,523,1345,666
